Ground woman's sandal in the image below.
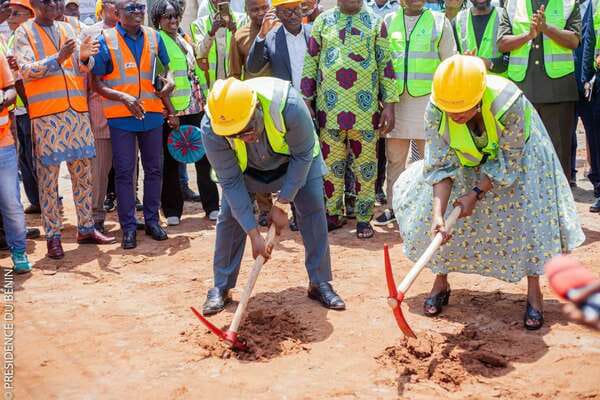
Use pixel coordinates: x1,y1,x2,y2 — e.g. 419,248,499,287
356,222,374,239
424,288,451,317
524,302,544,330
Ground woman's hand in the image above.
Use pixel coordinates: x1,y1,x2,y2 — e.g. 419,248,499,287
431,213,452,244
453,191,478,218
167,114,180,129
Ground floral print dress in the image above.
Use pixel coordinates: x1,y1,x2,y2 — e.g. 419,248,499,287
392,93,585,282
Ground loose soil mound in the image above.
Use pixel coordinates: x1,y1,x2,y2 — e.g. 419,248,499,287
181,309,312,361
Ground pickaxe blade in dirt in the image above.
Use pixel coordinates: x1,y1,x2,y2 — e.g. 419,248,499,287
190,306,249,351
383,206,462,339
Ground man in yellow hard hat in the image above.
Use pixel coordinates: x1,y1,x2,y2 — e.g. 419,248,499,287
200,76,346,315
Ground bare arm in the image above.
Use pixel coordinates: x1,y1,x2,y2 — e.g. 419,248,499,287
433,178,453,219
541,24,579,50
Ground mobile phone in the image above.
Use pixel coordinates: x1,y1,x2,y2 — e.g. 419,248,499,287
217,2,230,23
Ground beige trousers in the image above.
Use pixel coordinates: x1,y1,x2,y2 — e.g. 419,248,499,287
385,138,425,206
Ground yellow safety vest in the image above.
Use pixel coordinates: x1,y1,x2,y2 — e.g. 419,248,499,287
505,0,576,81
386,8,445,97
438,75,531,167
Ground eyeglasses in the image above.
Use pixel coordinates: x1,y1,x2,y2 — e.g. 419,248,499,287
161,12,179,20
10,9,30,16
119,3,145,13
276,5,302,17
229,123,256,139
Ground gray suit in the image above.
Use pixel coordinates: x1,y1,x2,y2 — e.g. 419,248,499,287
246,25,312,84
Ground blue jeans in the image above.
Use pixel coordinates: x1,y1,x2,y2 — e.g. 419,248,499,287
0,145,26,252
178,162,189,185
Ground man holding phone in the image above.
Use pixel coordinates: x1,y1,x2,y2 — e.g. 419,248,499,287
190,0,246,96
91,0,175,250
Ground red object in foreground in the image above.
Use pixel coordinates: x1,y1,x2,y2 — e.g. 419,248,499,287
190,306,248,351
384,244,416,338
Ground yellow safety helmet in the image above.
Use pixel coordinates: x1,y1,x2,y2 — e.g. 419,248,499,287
272,0,302,7
206,78,258,136
431,55,487,114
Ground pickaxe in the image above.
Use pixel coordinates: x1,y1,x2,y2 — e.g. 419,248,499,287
191,225,279,351
385,206,462,338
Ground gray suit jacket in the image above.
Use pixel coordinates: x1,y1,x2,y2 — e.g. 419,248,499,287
246,25,311,84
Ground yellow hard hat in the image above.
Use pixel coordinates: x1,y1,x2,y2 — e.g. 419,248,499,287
206,78,257,136
272,0,302,7
431,55,487,113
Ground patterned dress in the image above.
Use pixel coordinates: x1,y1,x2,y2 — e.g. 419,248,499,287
301,7,399,222
392,94,585,282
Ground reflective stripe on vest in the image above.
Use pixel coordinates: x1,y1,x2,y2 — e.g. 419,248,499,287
387,8,445,97
64,16,81,36
506,0,575,81
101,26,164,118
438,75,530,167
456,7,507,78
224,77,320,173
159,31,192,111
21,20,88,118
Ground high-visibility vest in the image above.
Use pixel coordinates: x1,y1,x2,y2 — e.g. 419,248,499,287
592,0,600,69
505,0,576,82
20,20,88,118
438,75,531,167
100,26,164,118
455,7,507,77
215,77,320,173
159,30,193,111
0,53,10,141
64,15,81,36
189,12,245,96
386,8,446,97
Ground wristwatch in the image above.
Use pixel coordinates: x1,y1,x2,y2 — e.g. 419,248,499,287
472,186,485,201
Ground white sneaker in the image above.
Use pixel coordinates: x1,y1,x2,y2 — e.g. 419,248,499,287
208,210,219,221
166,216,180,226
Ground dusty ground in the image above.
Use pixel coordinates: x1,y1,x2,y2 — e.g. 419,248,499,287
4,131,600,399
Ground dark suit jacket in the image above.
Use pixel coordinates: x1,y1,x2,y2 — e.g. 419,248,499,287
246,25,312,84
574,0,596,95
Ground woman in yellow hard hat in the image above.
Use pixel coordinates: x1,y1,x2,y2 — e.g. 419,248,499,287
392,55,584,330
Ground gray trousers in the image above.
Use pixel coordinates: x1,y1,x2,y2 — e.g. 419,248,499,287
91,138,112,223
213,160,333,291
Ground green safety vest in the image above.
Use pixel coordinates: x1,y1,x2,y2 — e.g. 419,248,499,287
189,12,246,97
438,75,531,167
159,31,193,111
216,77,320,172
505,0,576,82
386,8,446,97
593,0,600,69
455,7,507,78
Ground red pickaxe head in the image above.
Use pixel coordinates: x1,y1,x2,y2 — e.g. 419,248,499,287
190,307,248,351
384,244,416,338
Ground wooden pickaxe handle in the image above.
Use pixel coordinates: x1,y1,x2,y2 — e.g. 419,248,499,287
228,225,279,334
396,206,462,294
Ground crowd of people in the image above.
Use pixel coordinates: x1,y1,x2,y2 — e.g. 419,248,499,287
0,0,598,326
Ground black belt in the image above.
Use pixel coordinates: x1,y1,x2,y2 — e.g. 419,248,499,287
245,162,289,184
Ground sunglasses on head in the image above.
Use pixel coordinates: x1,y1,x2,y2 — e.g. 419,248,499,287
161,12,179,20
120,3,145,13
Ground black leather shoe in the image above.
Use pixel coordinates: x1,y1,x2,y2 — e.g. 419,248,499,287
136,218,145,230
308,282,346,310
202,287,231,316
26,227,41,239
94,221,106,234
590,197,600,213
122,230,137,250
145,223,168,241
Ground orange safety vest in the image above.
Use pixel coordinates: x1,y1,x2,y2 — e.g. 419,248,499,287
20,20,88,119
0,55,10,142
101,26,164,118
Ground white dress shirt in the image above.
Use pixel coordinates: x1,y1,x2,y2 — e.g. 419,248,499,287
284,26,307,90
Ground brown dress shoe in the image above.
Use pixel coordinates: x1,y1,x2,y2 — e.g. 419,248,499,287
77,229,117,245
47,238,64,259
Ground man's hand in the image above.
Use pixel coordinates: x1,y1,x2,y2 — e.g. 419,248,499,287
57,39,76,64
80,35,99,62
463,49,492,70
167,114,180,129
453,191,478,219
227,18,237,33
6,55,18,71
268,204,289,235
249,229,273,261
304,99,315,118
534,5,547,34
378,102,395,135
258,10,280,40
120,93,144,119
596,55,600,67
210,14,225,36
197,58,209,71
